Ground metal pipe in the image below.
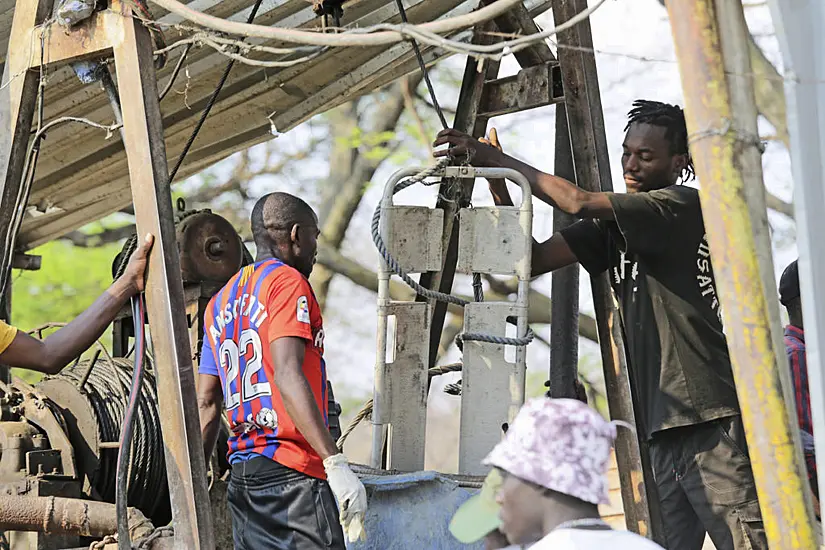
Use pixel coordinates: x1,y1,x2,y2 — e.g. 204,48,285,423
665,1,817,547
371,167,420,469
514,169,533,424
549,104,579,398
0,495,153,538
551,0,658,538
767,0,825,518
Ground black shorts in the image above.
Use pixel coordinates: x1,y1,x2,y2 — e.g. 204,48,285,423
228,456,346,550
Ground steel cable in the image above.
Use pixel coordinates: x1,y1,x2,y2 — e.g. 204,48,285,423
55,356,169,522
167,0,266,183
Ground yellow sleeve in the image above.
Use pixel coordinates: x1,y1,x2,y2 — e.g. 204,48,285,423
0,320,18,355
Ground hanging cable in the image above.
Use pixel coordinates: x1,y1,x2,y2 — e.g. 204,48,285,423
158,44,192,102
117,293,147,550
393,0,485,303
393,0,447,130
167,0,266,183
0,25,50,306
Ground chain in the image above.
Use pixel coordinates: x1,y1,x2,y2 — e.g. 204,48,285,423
88,526,173,550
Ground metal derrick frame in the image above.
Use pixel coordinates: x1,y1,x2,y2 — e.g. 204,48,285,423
412,0,659,539
0,1,215,547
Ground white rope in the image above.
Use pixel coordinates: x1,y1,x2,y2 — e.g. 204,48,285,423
147,0,521,46
145,0,608,54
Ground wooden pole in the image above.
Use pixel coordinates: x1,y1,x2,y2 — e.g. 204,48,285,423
665,1,816,547
552,0,660,540
112,5,215,548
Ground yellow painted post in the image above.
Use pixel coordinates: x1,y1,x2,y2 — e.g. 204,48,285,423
664,1,817,548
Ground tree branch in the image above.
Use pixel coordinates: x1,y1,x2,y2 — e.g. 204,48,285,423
438,315,464,360
655,0,794,219
747,32,788,149
188,141,320,207
60,225,136,247
311,74,425,309
402,75,433,155
414,90,457,116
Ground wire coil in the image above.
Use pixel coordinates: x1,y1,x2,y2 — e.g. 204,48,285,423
55,357,169,523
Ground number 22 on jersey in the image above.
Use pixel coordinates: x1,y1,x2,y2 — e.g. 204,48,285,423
220,329,271,410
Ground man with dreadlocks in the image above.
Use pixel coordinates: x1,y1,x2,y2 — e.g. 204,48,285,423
434,100,766,550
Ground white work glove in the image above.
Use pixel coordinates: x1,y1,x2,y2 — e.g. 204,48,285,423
324,453,368,542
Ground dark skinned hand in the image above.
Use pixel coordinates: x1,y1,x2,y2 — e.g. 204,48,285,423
432,128,503,167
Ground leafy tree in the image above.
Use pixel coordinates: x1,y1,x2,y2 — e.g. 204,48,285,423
10,240,123,383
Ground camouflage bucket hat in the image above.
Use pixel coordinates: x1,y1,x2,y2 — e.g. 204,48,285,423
483,398,624,505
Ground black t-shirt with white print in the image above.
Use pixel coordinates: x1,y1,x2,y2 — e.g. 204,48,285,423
560,185,739,439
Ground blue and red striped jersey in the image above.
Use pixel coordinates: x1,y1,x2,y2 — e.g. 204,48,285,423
199,258,328,479
785,324,817,498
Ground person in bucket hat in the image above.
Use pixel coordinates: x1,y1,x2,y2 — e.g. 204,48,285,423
452,398,664,549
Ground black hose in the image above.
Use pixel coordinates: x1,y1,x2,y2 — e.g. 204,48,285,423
117,294,147,549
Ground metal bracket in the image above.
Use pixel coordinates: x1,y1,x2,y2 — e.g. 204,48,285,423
26,449,62,477
459,302,527,474
11,254,40,271
478,61,564,118
20,399,76,479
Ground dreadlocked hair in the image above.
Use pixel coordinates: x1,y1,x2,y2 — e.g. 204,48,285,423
625,99,696,182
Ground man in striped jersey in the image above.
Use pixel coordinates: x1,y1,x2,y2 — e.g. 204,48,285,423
197,192,367,549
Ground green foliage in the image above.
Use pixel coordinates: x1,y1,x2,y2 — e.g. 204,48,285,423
9,240,123,384
526,369,549,400
336,389,371,421
336,127,400,164
362,146,392,163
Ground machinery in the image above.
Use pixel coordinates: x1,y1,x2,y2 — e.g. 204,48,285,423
0,364,161,549
0,206,342,549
